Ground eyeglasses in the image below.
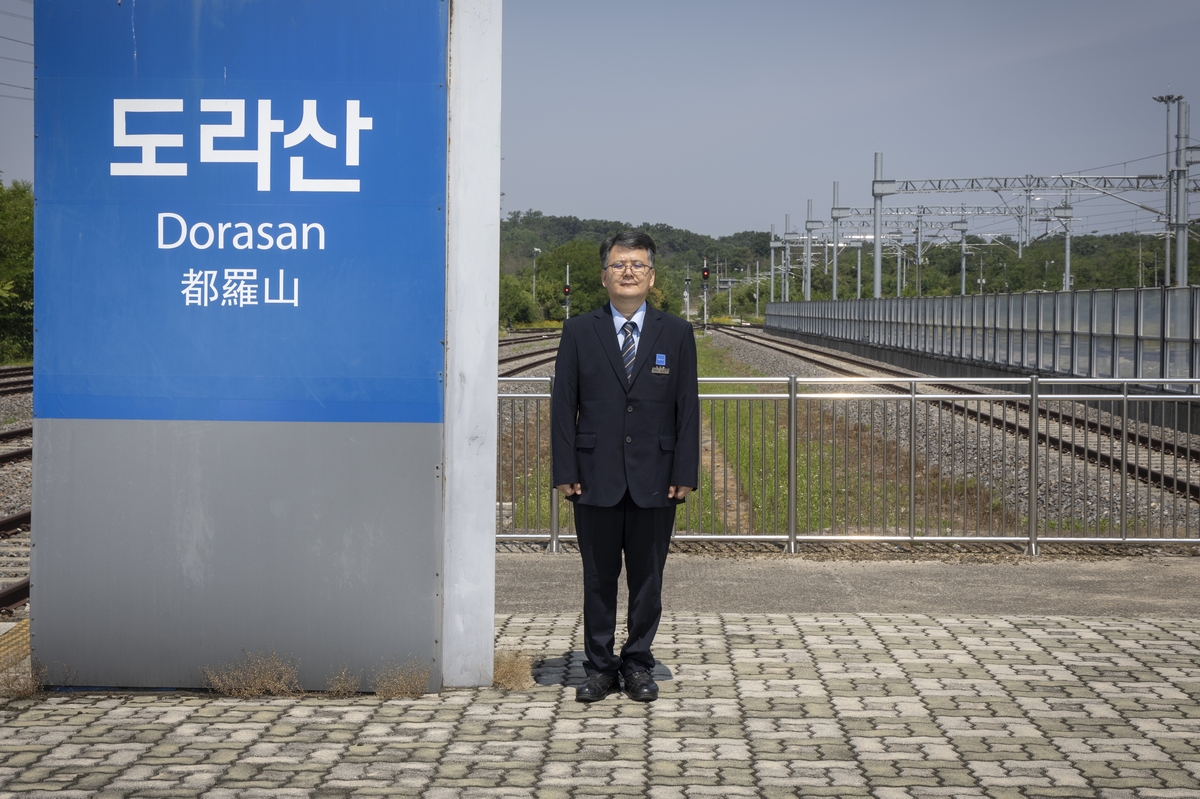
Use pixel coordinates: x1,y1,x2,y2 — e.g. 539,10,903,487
606,261,652,274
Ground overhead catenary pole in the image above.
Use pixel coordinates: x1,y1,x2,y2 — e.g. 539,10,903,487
856,244,863,299
1154,95,1182,271
804,201,813,302
914,216,923,296
769,235,775,303
960,233,967,296
783,215,791,302
951,219,968,296
1064,203,1073,291
831,182,840,301
872,153,884,298
1176,100,1190,286
1021,178,1031,257
532,247,540,310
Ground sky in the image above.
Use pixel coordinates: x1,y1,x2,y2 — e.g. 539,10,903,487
3,0,1199,239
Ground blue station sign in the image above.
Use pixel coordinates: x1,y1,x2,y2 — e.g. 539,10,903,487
34,0,448,422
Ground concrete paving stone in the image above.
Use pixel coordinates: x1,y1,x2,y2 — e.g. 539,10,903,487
871,789,991,798
936,716,1047,739
320,760,437,791
754,758,868,788
3,613,1200,796
537,759,646,786
965,758,1090,787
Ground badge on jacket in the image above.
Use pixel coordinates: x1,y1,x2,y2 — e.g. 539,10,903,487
651,353,669,375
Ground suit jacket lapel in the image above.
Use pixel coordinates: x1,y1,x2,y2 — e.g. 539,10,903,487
592,304,629,390
628,306,664,388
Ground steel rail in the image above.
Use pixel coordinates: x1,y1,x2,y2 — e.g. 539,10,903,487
717,326,1200,502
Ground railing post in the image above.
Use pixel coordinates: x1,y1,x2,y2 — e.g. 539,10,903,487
787,374,798,554
548,374,560,554
1027,375,1039,556
1120,380,1128,542
909,380,917,541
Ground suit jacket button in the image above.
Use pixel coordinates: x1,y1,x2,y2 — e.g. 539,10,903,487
627,406,633,413
625,436,632,443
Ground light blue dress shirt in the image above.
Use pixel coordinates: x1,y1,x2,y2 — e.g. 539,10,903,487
612,301,647,354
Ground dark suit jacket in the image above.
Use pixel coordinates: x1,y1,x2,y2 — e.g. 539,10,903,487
552,302,699,508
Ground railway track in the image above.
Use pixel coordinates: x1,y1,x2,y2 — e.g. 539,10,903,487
713,325,1200,503
0,365,32,396
0,509,30,613
498,344,560,377
499,331,561,348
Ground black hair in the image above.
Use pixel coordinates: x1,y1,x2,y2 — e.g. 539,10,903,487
599,231,657,269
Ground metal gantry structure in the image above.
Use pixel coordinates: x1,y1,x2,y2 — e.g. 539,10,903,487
777,100,1200,302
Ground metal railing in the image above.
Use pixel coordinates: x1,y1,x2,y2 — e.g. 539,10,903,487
497,376,1200,552
767,286,1200,387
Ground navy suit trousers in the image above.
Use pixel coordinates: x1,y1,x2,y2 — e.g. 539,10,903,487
574,492,675,677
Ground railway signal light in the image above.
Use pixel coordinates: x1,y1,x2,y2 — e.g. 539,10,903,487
702,267,709,281
563,284,570,297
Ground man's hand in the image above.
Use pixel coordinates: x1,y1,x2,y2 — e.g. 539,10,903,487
668,486,693,499
556,483,582,496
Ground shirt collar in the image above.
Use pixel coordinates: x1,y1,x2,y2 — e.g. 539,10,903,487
612,301,648,335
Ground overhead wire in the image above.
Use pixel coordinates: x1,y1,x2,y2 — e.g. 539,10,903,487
0,93,32,101
0,54,33,64
0,34,33,46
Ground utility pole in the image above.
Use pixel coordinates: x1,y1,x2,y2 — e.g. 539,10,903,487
755,260,760,317
1154,94,1183,273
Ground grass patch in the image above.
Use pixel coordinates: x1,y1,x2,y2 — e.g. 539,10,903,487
201,650,304,698
493,650,535,690
0,657,44,700
371,659,432,699
324,664,363,698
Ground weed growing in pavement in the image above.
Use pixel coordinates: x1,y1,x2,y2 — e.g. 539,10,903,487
324,663,363,698
493,650,534,690
0,655,45,700
371,659,431,699
201,649,304,698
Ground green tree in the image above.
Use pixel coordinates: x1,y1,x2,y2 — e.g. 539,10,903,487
498,273,539,327
0,179,33,362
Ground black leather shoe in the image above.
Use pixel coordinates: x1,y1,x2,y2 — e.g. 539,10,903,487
575,673,619,703
622,670,659,702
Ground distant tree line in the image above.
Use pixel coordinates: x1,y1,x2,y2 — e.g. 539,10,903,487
0,179,33,363
500,210,1199,326
499,209,769,325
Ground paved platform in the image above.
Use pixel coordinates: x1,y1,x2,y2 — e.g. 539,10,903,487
2,612,1200,797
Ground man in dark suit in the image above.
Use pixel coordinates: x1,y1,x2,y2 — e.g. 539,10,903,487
552,231,699,703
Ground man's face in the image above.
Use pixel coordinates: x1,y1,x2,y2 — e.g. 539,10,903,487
601,245,655,306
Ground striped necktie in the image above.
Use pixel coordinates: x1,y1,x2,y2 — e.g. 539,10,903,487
620,321,637,384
